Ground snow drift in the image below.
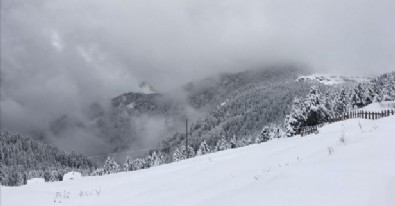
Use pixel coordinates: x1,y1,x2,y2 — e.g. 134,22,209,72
2,116,395,206
63,172,82,181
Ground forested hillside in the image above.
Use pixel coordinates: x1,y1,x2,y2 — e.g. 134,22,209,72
0,130,96,186
160,67,316,153
285,72,395,136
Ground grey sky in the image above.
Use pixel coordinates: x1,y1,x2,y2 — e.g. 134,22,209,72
1,0,395,150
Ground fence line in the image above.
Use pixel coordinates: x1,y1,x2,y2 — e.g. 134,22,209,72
328,109,395,123
300,109,395,137
300,126,319,137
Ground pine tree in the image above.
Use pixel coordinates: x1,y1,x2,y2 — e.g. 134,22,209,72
215,138,231,151
285,98,306,137
146,151,164,167
334,89,349,115
361,84,374,106
103,156,120,174
172,147,186,162
369,79,383,103
260,126,270,142
303,86,330,126
323,90,336,117
0,159,5,185
197,141,211,156
123,156,133,172
350,83,365,108
131,158,146,170
230,136,238,148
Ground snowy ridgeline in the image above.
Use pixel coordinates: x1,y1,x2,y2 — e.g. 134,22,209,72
3,115,395,206
297,74,369,85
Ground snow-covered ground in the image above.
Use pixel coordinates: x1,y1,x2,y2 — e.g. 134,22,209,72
362,101,395,112
26,178,45,185
63,172,82,181
2,116,395,206
297,74,369,85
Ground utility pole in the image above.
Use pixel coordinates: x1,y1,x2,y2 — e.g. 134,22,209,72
185,118,189,158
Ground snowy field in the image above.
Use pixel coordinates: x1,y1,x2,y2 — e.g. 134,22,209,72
362,101,395,112
2,116,395,206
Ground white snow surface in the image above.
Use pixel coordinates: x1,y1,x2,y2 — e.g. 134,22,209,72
362,101,395,112
3,116,395,206
63,172,82,181
26,178,45,185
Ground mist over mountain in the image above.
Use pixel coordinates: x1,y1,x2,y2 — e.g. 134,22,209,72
2,0,395,160
20,66,309,160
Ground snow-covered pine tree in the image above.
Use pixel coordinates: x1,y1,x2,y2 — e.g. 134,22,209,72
230,136,238,148
187,146,196,158
215,138,231,151
172,145,195,161
172,147,186,162
369,79,384,103
237,135,253,147
146,151,164,167
268,125,284,139
260,126,270,142
323,90,336,117
361,83,374,106
303,86,330,126
382,72,395,100
132,158,146,170
123,156,133,172
0,159,5,185
197,140,211,156
92,168,105,176
333,88,349,115
350,83,365,109
103,156,120,174
285,98,306,137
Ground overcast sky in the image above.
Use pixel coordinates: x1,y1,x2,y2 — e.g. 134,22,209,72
1,0,395,142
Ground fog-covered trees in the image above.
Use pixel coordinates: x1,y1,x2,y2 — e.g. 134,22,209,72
0,160,5,185
0,130,96,186
103,156,120,174
172,146,195,162
146,151,164,167
215,138,232,151
123,157,146,172
197,141,211,156
123,152,164,172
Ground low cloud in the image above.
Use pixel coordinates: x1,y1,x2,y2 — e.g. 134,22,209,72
1,0,395,154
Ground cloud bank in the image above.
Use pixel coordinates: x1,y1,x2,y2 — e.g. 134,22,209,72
1,0,395,153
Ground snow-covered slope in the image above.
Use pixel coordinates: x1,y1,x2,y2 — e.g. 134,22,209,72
3,116,395,206
297,74,369,85
362,101,395,112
